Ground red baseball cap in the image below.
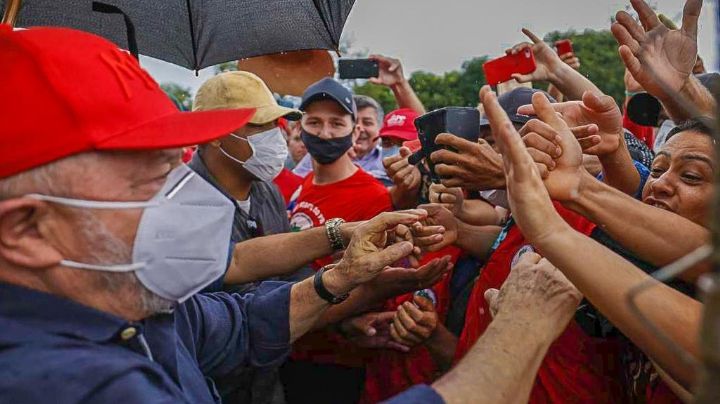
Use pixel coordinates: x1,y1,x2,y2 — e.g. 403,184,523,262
379,108,419,142
0,25,256,178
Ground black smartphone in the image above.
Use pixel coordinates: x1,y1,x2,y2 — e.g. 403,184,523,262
338,58,379,79
413,107,480,182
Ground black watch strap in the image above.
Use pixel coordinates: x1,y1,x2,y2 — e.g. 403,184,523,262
313,265,349,305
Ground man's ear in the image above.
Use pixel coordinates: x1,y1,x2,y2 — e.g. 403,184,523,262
0,198,63,269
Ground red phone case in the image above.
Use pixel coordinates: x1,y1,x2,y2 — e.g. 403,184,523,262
482,48,536,86
555,39,573,56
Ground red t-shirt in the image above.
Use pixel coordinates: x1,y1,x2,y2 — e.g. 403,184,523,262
455,203,627,403
361,248,463,404
273,168,303,206
290,167,393,367
290,168,392,231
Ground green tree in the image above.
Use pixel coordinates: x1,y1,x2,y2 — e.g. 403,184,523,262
352,56,489,113
542,29,626,105
214,61,238,74
160,82,193,111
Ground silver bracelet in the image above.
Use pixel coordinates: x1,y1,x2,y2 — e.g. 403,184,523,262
325,218,346,251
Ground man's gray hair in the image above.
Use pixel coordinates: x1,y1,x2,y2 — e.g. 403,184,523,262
0,153,96,201
353,95,384,124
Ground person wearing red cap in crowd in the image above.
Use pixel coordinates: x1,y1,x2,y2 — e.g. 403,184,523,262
0,25,436,403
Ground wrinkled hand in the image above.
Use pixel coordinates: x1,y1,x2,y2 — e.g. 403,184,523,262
339,311,410,352
428,183,464,216
369,55,406,87
411,203,459,252
430,134,504,191
559,52,580,70
483,252,581,341
332,210,427,291
480,85,575,243
518,91,623,157
611,0,701,101
384,147,422,193
369,255,453,297
391,295,439,347
508,28,565,83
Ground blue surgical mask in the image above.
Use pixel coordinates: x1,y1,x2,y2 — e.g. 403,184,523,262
382,145,401,159
27,165,235,303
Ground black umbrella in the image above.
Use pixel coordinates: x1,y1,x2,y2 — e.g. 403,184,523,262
2,0,355,70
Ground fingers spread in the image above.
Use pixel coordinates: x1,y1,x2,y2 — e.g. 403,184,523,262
630,0,661,32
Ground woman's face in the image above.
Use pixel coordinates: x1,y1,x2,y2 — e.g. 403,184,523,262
642,130,715,227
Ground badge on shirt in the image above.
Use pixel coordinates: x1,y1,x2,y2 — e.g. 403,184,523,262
511,244,535,268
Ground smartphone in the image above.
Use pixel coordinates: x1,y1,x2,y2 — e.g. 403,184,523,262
555,39,573,56
338,58,379,79
483,48,536,86
413,107,480,182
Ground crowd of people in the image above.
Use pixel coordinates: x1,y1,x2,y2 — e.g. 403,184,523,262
1,0,717,402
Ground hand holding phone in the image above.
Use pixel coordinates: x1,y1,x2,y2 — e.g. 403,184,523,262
411,107,480,182
483,49,537,86
338,58,379,79
554,39,573,56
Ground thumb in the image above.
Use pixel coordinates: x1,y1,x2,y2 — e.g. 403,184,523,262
399,146,412,158
484,288,500,317
581,91,615,114
414,294,435,311
570,124,599,139
511,73,533,83
375,241,414,267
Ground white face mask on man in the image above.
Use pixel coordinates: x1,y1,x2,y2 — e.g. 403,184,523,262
219,127,289,182
27,164,235,304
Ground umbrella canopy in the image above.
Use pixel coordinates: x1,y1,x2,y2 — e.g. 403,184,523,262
3,0,355,70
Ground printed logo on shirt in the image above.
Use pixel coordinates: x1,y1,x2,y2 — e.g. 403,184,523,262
290,212,314,232
511,244,535,268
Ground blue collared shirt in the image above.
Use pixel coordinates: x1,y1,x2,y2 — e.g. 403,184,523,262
0,281,292,403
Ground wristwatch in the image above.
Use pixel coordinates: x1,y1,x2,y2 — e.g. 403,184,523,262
314,264,350,305
325,218,347,251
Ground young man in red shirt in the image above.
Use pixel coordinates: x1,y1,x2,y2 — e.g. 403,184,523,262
283,77,394,403
288,78,393,235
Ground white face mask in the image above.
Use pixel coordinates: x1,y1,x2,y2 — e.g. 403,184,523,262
219,127,289,182
27,165,235,303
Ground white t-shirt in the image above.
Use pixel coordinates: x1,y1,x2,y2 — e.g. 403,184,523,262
236,197,251,215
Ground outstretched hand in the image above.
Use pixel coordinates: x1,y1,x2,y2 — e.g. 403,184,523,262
479,85,572,244
518,91,623,157
332,210,428,291
508,28,565,83
611,0,701,101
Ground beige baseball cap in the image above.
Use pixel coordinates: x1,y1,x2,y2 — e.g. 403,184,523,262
193,71,302,125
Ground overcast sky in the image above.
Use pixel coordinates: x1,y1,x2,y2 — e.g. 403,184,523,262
142,0,718,94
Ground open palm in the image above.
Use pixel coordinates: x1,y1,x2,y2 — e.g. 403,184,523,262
612,0,700,98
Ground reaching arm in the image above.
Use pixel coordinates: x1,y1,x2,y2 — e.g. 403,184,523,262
565,170,708,278
226,223,357,285
611,0,715,121
509,29,601,101
455,221,500,260
481,82,702,389
289,210,436,341
534,225,701,389
433,253,582,404
369,55,426,114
